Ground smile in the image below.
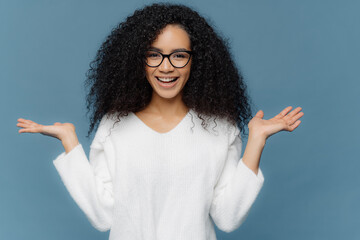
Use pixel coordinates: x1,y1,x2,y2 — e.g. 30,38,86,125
156,77,179,83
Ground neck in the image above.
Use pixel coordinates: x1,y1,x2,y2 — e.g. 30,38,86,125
145,91,189,117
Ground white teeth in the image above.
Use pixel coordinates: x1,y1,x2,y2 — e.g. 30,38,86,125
157,77,178,82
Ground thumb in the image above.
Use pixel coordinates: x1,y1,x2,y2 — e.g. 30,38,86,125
255,110,264,119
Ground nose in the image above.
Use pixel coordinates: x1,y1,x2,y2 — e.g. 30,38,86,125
158,56,174,72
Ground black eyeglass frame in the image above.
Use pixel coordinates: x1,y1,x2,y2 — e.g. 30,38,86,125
145,50,193,68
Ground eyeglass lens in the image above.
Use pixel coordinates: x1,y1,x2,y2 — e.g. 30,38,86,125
145,51,191,68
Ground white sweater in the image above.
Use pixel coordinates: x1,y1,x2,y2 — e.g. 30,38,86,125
53,109,264,240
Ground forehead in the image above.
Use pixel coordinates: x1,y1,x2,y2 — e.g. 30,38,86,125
150,24,191,51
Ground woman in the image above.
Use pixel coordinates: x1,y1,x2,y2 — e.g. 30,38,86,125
17,3,303,240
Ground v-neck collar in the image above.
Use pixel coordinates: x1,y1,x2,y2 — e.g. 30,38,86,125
131,109,192,136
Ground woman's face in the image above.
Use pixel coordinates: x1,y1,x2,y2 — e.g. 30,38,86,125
145,24,192,100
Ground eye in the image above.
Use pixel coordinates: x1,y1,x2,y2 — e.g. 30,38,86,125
146,52,161,58
173,53,187,59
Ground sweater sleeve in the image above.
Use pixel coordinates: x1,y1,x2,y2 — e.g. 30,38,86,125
209,125,264,233
52,116,115,232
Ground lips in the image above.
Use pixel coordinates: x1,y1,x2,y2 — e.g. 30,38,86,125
156,77,179,83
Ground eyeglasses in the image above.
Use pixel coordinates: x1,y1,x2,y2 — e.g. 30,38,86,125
145,50,193,68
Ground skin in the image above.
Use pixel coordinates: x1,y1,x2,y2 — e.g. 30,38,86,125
16,23,304,175
135,24,192,133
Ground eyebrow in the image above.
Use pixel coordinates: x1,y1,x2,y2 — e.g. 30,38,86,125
148,47,190,52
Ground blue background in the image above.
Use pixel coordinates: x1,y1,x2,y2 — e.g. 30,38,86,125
2,0,359,239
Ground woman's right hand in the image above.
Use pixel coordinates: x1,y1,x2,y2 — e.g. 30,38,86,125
17,118,79,153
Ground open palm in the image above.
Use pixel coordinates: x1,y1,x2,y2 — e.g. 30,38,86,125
248,106,304,140
17,118,76,141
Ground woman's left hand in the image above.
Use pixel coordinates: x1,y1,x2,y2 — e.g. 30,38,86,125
248,106,304,140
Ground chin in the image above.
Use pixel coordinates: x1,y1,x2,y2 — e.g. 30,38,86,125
153,89,182,99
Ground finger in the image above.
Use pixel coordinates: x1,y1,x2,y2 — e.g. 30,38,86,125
17,118,30,123
19,128,30,133
18,118,35,124
287,107,302,118
274,106,292,119
18,121,42,129
255,110,264,119
295,111,304,120
289,111,304,125
289,120,301,131
18,128,39,133
17,121,39,129
17,123,30,128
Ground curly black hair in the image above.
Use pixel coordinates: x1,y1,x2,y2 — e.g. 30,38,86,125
85,2,254,139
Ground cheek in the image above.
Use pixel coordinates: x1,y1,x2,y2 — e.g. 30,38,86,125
185,61,192,76
145,67,154,78
182,66,191,79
